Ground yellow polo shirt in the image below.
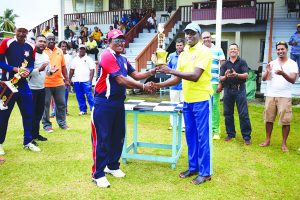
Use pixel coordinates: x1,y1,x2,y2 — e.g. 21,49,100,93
91,31,102,41
177,42,213,103
44,47,66,87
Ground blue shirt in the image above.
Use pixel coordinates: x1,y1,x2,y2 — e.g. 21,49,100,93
289,31,300,55
167,51,182,90
0,37,35,87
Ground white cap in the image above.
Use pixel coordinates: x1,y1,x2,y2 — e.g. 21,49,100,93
79,44,86,49
16,20,31,31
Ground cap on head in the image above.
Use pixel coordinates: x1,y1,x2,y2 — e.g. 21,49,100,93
107,29,124,40
16,22,30,31
184,23,201,34
297,23,300,27
45,32,55,38
79,44,86,49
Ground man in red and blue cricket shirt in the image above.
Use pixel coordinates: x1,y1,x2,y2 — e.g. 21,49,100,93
0,25,40,155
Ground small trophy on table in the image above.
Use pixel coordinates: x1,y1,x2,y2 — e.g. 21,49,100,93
0,59,28,110
152,23,168,66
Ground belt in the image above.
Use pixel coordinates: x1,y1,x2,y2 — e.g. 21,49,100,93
227,84,244,90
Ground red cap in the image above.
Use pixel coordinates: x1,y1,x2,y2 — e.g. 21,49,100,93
107,29,124,40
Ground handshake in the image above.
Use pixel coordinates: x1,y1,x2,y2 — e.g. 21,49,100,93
142,82,158,94
142,65,171,94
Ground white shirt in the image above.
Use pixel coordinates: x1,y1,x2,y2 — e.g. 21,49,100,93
147,17,154,25
27,31,35,43
265,58,298,98
28,52,50,89
70,54,95,82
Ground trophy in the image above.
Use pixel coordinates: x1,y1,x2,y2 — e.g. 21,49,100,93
152,23,168,66
0,59,28,110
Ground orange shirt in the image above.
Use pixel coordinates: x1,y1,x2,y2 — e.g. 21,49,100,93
44,47,66,87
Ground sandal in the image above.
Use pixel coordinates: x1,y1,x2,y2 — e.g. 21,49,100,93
179,170,197,178
191,175,211,185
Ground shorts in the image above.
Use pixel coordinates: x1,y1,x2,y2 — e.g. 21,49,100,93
264,97,292,125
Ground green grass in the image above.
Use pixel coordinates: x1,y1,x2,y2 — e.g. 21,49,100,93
0,94,299,200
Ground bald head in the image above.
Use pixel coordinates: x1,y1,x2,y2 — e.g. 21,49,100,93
201,31,212,48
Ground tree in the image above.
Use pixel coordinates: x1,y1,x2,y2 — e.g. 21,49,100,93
0,9,19,32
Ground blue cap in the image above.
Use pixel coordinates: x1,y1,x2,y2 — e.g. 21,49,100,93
184,23,201,33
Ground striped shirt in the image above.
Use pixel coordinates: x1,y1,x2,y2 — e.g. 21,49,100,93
208,44,225,84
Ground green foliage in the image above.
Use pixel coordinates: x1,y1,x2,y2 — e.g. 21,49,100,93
0,9,19,32
292,97,300,105
0,94,299,199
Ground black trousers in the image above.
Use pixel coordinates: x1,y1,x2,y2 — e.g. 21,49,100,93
87,48,99,60
31,89,45,139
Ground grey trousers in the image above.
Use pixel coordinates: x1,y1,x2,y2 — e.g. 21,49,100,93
42,85,67,129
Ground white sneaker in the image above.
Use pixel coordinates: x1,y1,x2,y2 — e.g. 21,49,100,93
93,176,110,188
0,144,5,155
213,135,221,140
104,166,126,178
24,142,41,152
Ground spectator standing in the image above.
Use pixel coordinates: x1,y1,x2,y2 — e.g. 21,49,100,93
69,44,95,115
219,43,252,145
58,41,73,115
167,38,185,131
86,36,99,61
202,31,225,140
260,41,298,152
288,23,300,74
27,29,36,43
28,35,51,142
0,25,40,154
42,33,70,133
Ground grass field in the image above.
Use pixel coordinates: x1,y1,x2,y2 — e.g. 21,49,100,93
0,94,299,200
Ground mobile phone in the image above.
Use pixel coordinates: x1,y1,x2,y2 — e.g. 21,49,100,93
229,68,233,73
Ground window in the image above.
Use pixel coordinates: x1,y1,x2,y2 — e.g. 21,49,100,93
131,0,140,9
86,0,94,12
154,0,164,11
259,39,265,62
75,0,85,12
95,0,103,11
142,0,153,9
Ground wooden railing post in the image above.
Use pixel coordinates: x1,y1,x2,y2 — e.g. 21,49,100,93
267,2,274,63
135,7,182,71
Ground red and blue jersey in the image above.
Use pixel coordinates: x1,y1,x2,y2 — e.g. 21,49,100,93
0,37,35,86
95,48,135,100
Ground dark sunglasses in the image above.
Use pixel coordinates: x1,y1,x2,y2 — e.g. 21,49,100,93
112,38,126,43
47,38,55,41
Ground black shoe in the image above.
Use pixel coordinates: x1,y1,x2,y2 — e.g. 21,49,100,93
31,140,39,146
224,136,234,142
36,135,48,141
179,170,197,178
244,139,251,145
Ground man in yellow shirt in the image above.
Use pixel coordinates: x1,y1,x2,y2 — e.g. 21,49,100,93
41,26,52,37
155,23,213,185
91,26,103,47
86,36,99,61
